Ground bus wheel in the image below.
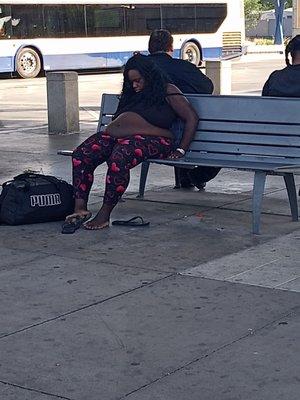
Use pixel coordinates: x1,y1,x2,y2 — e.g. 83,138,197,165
16,47,41,78
181,42,201,66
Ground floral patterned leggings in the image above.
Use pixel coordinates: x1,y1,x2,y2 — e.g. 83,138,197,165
72,132,174,206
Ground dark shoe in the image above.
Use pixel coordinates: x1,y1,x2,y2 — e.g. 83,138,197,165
174,167,194,189
61,212,92,234
179,180,195,189
194,182,206,190
112,216,150,227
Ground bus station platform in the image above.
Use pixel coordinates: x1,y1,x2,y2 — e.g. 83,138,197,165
0,118,300,399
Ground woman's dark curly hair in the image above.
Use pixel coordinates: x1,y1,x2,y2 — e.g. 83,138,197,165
285,35,300,65
118,53,169,110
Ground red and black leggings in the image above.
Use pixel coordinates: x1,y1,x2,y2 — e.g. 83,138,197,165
72,132,174,206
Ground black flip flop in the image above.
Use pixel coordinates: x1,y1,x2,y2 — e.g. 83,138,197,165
61,213,92,234
112,216,150,227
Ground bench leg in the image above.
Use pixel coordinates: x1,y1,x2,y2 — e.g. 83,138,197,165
283,173,299,221
137,161,150,198
252,171,267,234
174,167,181,189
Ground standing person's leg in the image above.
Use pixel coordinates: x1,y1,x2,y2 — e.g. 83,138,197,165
68,133,117,219
84,135,173,229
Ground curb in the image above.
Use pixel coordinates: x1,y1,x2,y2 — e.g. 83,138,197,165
246,44,285,55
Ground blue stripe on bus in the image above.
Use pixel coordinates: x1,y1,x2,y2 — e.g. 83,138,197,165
173,47,222,59
0,56,13,72
0,47,223,73
203,47,223,58
44,51,133,69
44,47,223,69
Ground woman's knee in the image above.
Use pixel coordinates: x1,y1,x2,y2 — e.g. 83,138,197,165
72,146,83,160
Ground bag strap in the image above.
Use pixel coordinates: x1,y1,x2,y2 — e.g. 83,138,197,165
13,173,64,191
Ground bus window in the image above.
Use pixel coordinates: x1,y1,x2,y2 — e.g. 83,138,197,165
0,5,12,38
10,5,43,38
86,5,125,37
125,5,161,35
161,5,196,34
43,5,85,38
195,4,227,33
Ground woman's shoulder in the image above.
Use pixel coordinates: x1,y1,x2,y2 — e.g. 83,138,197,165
166,83,183,95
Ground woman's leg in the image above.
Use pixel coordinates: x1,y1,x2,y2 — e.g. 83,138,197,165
68,133,116,218
85,135,173,229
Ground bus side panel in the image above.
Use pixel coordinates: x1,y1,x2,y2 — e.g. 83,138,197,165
0,42,15,73
202,47,222,59
0,56,14,72
36,37,147,70
42,51,135,70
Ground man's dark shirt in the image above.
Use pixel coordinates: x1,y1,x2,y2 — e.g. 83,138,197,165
262,64,300,97
149,53,213,94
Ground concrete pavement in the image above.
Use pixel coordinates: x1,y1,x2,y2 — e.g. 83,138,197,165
0,62,300,399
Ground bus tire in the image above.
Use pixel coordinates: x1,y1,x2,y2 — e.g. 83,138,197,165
181,42,201,66
16,47,41,78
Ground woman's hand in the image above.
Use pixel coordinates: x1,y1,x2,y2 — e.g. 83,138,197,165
168,148,186,160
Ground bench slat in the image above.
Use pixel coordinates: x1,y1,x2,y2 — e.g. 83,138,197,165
198,120,300,136
189,95,300,124
194,131,300,146
185,151,300,165
188,142,300,158
100,93,119,115
100,115,113,125
147,157,299,171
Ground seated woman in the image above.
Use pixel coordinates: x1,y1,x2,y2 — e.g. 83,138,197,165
262,35,300,97
63,53,199,232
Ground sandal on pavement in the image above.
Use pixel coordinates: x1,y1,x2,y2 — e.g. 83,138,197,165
61,212,92,234
112,216,150,227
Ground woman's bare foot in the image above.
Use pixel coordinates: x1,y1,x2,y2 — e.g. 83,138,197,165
83,204,112,230
65,210,92,223
62,210,92,234
65,198,90,223
83,215,109,230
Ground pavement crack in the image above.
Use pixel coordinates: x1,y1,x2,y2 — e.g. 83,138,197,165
120,308,298,399
2,253,51,269
0,380,75,400
99,316,126,350
0,273,175,340
1,246,171,274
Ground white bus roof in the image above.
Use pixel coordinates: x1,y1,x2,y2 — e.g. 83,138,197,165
1,0,230,5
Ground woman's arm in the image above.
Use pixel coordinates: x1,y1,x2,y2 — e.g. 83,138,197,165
166,84,199,159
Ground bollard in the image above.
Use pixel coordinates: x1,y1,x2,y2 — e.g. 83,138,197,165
46,71,79,134
205,60,232,95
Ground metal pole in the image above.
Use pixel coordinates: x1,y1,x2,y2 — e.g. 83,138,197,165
274,0,284,44
293,0,300,36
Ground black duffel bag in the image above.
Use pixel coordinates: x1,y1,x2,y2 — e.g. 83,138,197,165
0,173,74,225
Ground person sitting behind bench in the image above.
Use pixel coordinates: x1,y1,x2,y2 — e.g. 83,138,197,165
63,54,198,232
148,29,220,190
262,35,300,97
262,35,300,197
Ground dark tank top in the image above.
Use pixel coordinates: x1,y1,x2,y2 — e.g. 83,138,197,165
113,95,177,129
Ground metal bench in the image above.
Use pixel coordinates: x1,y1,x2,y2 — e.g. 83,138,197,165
58,93,300,234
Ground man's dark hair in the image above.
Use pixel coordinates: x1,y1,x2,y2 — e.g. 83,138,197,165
148,29,173,54
118,53,168,111
285,35,300,65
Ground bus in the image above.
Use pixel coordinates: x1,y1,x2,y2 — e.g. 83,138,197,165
0,0,245,78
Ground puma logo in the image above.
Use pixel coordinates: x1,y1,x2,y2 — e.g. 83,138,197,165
30,193,61,207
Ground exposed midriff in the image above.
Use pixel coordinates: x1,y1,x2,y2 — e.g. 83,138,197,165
106,112,173,138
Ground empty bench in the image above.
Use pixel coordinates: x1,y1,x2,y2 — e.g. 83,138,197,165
58,93,300,234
